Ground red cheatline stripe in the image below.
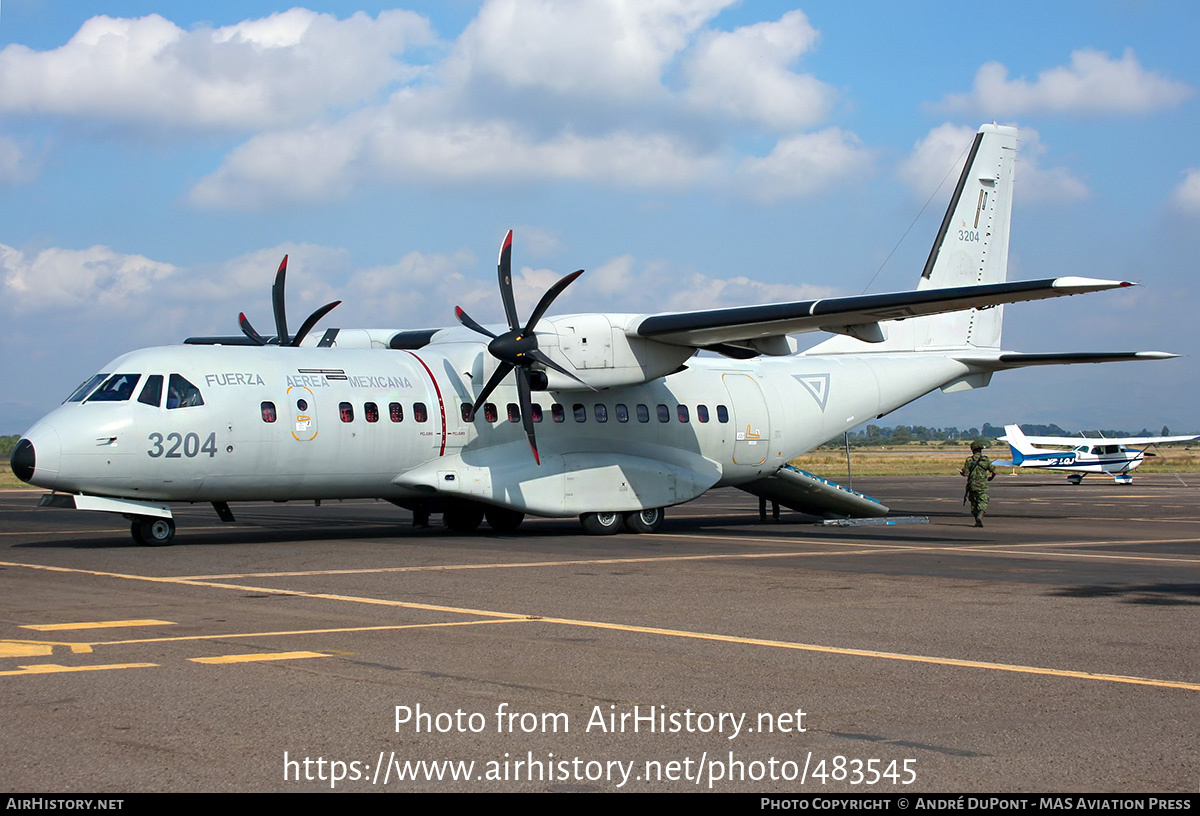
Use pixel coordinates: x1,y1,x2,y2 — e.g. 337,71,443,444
405,351,447,456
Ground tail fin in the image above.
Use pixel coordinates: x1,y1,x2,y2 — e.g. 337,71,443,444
808,123,1019,356
915,123,1018,349
1002,424,1037,464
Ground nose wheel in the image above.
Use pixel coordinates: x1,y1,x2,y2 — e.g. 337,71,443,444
131,516,176,546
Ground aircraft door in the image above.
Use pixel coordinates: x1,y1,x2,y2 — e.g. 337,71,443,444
722,373,770,466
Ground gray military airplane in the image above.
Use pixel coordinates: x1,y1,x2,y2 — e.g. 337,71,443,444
9,124,1177,544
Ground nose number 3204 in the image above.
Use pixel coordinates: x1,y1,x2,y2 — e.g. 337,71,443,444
146,432,218,459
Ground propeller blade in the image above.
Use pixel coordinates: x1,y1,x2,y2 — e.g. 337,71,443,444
524,269,583,333
497,230,519,331
515,367,540,465
271,255,290,347
455,306,497,339
238,312,270,345
290,300,342,347
526,348,592,389
469,362,514,419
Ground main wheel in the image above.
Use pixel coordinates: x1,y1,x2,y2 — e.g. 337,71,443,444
131,517,176,546
485,507,525,533
624,507,664,534
443,505,484,532
580,511,624,535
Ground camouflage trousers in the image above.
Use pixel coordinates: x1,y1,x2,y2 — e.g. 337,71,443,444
967,489,990,517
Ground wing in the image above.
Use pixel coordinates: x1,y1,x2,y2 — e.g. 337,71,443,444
633,277,1132,348
1000,431,1198,447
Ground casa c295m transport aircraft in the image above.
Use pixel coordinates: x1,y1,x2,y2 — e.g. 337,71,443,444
9,124,1178,544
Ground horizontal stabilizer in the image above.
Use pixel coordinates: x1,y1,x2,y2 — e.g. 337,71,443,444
957,351,1179,369
635,277,1132,349
739,465,889,519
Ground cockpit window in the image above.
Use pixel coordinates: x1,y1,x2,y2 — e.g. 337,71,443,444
138,375,163,407
166,374,204,409
65,373,110,403
88,374,142,402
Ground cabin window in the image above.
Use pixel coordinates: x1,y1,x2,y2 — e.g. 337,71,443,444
716,405,729,423
552,403,565,423
677,404,690,423
531,403,543,423
89,374,142,402
414,402,428,423
657,404,670,423
166,374,204,409
636,404,650,423
594,404,608,423
339,402,354,422
461,403,474,422
389,402,404,422
697,404,709,423
261,402,277,423
507,403,520,423
615,403,629,423
573,403,587,422
365,402,379,423
484,403,498,423
138,375,163,407
65,373,109,403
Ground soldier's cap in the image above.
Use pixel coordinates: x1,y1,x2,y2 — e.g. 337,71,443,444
971,441,984,452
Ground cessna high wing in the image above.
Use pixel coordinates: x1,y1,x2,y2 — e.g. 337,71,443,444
997,424,1197,484
9,124,1179,544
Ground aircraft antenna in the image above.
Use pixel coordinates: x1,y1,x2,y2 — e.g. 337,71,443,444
860,139,972,295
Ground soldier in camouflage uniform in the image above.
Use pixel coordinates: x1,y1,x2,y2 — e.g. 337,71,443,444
960,440,996,527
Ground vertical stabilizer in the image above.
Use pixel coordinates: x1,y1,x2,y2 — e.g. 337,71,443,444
916,123,1018,349
1002,424,1037,463
807,124,1019,357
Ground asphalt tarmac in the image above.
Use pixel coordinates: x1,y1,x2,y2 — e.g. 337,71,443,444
1,474,1198,793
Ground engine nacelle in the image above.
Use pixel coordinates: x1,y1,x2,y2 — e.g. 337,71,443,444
534,314,694,389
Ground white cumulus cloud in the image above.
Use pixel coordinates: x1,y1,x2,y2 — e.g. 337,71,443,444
0,9,434,130
683,9,832,130
937,49,1191,116
737,129,872,201
1,243,177,312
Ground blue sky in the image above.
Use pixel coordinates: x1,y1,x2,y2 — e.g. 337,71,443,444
2,1,1197,435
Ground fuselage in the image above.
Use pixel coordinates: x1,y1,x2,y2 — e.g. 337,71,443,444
1012,444,1144,476
16,342,973,513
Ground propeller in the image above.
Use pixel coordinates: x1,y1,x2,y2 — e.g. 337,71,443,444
454,230,587,464
238,255,342,347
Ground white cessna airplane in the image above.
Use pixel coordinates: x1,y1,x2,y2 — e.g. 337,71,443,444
9,124,1179,544
997,424,1197,484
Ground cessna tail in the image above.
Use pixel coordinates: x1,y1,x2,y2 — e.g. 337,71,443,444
10,123,1180,543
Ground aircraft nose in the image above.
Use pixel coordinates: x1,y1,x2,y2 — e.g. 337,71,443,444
11,424,61,488
10,439,35,483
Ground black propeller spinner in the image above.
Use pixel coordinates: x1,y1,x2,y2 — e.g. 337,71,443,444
454,230,587,464
238,255,342,347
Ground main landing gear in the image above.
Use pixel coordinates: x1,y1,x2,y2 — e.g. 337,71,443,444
130,516,176,546
578,508,665,535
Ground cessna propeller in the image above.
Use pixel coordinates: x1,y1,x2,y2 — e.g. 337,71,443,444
454,230,588,464
238,255,342,347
